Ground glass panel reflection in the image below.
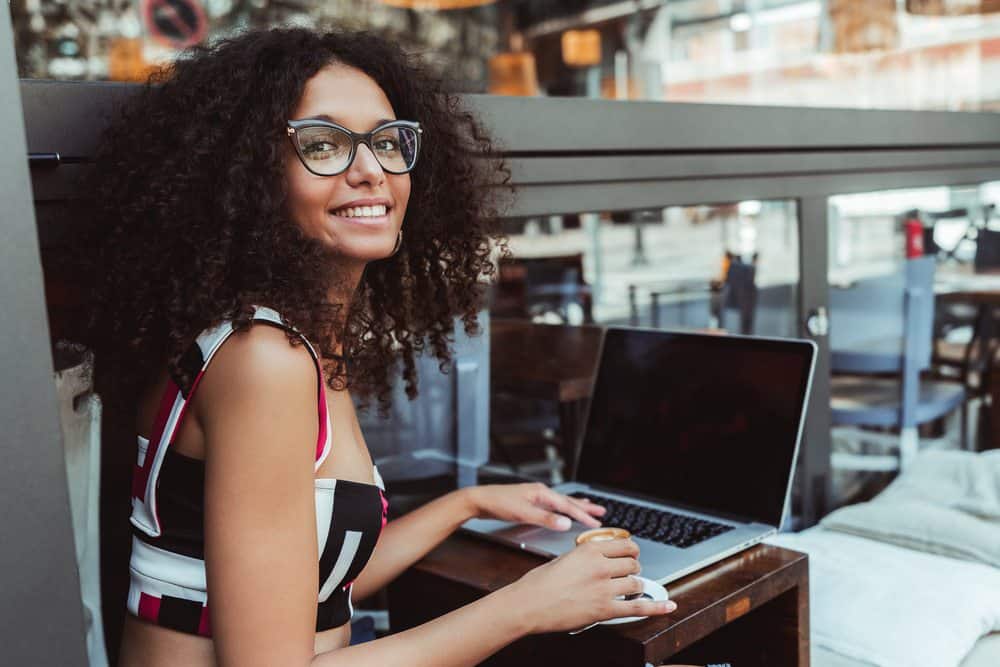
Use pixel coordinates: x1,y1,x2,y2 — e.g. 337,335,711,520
487,197,800,485
494,199,800,339
825,181,999,500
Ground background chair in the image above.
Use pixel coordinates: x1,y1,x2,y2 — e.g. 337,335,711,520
522,255,594,324
829,257,967,472
490,254,594,325
934,222,1000,448
975,227,1000,272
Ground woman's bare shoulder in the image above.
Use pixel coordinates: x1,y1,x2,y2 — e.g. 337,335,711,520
193,323,319,431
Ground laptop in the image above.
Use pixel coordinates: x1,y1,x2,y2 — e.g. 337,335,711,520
463,326,816,584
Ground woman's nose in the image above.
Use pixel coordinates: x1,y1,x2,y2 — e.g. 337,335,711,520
346,143,384,186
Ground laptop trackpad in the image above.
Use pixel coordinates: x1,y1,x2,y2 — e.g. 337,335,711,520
508,526,580,556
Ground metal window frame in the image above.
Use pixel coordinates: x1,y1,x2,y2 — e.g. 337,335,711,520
8,64,1000,663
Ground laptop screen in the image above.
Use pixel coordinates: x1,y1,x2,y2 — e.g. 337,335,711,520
575,328,815,527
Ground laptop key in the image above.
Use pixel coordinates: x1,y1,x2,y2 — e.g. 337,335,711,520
570,492,734,549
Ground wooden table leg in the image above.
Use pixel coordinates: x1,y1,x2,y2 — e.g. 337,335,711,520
668,576,810,667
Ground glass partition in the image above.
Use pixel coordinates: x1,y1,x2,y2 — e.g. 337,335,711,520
497,199,800,339
488,198,800,488
825,180,1000,502
829,182,1000,283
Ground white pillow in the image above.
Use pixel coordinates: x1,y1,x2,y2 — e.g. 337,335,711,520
766,528,1000,667
820,498,1000,568
876,450,1000,520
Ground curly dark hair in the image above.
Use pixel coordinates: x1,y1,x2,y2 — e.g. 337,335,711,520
84,26,509,411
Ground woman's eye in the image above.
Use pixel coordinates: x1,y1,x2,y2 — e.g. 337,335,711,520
374,138,400,152
304,141,339,154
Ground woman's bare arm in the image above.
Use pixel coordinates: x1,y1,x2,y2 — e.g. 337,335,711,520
351,482,606,602
314,537,667,667
199,325,322,666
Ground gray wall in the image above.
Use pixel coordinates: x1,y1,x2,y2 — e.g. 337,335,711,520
0,13,88,667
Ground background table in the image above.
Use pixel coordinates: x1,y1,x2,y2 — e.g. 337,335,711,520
389,533,809,667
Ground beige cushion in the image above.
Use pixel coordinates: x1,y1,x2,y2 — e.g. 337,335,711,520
820,450,1000,568
821,498,1000,567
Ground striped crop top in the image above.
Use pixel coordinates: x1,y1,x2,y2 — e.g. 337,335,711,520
127,306,388,636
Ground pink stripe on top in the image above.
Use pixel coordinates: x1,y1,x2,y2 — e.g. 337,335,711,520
132,380,181,499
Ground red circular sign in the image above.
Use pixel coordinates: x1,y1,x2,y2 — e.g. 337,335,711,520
141,0,208,49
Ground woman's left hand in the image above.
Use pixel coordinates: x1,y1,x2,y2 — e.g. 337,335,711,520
464,483,606,531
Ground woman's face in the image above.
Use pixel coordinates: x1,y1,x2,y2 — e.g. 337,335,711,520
284,63,411,275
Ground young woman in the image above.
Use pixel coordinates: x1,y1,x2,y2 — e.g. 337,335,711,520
87,27,676,666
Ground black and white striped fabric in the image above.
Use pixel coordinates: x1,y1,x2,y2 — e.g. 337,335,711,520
126,306,388,636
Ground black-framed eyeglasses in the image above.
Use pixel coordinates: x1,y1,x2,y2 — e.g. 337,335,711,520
286,119,422,177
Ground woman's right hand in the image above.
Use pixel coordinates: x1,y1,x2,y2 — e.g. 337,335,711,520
507,538,677,634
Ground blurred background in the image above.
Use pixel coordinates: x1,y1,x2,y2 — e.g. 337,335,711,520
11,0,1000,111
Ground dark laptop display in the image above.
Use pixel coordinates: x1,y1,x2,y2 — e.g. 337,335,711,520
575,328,814,527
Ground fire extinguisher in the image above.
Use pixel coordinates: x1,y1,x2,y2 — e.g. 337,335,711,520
904,214,924,258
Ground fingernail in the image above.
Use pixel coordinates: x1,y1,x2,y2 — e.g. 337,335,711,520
555,516,571,530
662,601,677,612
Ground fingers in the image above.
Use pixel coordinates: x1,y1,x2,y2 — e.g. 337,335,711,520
536,488,603,528
610,574,645,598
588,537,640,559
523,506,573,531
604,555,641,579
610,597,677,618
569,495,607,517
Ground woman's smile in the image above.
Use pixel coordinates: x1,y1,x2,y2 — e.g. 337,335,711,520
327,197,393,228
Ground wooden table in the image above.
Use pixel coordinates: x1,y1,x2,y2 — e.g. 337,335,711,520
389,533,809,667
936,271,1000,306
490,320,604,474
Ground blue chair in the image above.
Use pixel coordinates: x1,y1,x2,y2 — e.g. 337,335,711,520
974,227,1000,271
829,257,967,471
524,259,594,325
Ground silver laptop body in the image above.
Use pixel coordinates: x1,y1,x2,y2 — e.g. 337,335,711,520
464,326,816,585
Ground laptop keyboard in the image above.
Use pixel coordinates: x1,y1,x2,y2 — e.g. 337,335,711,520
570,492,734,549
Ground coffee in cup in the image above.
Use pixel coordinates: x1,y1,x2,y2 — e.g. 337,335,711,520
575,527,631,545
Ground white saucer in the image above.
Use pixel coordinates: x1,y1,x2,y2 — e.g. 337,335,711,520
599,576,669,625
569,576,670,633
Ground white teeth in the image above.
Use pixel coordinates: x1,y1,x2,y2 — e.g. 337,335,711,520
333,204,387,218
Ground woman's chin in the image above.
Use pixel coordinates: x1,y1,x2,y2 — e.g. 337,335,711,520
326,242,398,264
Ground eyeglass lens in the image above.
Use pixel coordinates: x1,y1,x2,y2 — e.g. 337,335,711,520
295,125,418,175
